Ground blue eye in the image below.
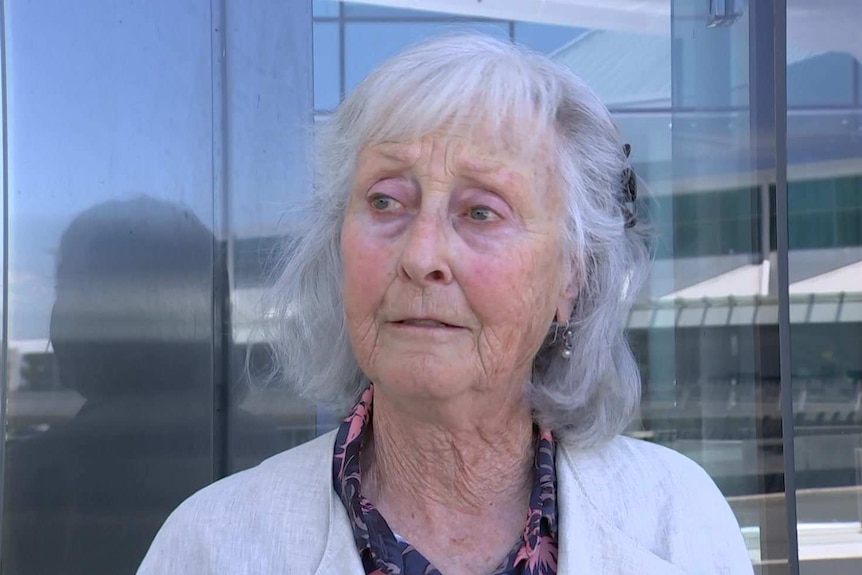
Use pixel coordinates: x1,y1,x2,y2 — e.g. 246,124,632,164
468,206,496,221
370,195,396,211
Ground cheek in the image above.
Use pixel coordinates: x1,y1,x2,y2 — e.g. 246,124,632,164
340,221,394,320
459,243,561,332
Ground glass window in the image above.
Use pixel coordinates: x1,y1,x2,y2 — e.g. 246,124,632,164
858,61,862,105
0,1,314,572
788,52,855,107
343,21,510,92
835,176,862,209
221,0,316,475
1,2,217,572
314,21,341,110
313,0,339,18
342,2,454,19
836,208,862,246
513,21,585,54
788,1,862,572
555,29,672,110
791,178,836,212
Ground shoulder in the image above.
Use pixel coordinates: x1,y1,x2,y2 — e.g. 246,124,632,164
558,435,753,573
137,430,338,574
167,428,337,523
559,435,730,529
563,434,721,496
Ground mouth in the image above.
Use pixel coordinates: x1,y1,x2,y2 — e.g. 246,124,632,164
394,318,462,329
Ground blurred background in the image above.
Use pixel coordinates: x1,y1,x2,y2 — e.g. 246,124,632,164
0,1,859,573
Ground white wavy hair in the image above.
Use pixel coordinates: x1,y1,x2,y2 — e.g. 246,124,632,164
266,33,651,446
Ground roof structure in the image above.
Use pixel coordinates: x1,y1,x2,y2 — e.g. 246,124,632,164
551,30,826,110
790,261,862,295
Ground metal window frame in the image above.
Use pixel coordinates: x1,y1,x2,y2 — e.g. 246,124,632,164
772,0,802,572
0,0,8,562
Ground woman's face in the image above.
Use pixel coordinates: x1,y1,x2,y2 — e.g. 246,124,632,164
341,127,574,404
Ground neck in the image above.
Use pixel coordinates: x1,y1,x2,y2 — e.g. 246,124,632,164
362,384,535,515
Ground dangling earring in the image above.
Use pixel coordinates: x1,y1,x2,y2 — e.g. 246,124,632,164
561,322,574,359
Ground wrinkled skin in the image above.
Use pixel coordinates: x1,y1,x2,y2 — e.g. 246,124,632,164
341,129,575,417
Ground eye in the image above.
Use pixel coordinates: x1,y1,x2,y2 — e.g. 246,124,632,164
369,194,400,211
467,206,500,222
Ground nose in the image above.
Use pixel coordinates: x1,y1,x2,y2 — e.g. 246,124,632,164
397,212,453,286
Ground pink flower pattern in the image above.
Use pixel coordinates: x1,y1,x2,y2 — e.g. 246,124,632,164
332,385,558,575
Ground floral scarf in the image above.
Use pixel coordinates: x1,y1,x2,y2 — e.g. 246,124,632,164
332,386,559,574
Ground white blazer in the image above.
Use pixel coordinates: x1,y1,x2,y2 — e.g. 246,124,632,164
137,430,754,574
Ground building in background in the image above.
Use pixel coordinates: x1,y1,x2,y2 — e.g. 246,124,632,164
1,1,860,573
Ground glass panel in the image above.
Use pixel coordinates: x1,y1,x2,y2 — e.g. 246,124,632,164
1,2,215,573
344,21,510,93
858,62,862,104
659,1,784,570
512,22,586,55
0,0,315,571
787,53,855,108
314,22,341,111
343,3,455,19
221,0,317,474
313,0,340,18
555,29,672,110
788,0,862,572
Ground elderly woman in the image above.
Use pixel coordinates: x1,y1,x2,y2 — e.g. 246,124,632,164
139,34,752,574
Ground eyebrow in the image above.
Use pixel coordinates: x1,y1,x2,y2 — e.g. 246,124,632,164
458,157,529,192
458,156,505,174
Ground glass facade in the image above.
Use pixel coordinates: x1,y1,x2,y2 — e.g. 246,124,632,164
0,1,860,573
0,1,314,573
786,3,862,574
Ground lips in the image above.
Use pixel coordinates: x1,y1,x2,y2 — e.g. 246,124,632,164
397,318,458,328
390,316,464,331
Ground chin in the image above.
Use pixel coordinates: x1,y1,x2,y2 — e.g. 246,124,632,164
373,359,475,399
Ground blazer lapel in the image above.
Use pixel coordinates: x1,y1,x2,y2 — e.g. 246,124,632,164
314,455,366,575
556,446,687,575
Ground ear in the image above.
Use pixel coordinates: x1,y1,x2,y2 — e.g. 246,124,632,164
554,275,579,323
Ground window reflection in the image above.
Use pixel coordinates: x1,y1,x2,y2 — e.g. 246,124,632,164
343,21,510,93
3,198,215,574
788,0,862,570
0,1,314,572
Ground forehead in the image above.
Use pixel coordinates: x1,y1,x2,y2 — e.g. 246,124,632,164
358,122,557,181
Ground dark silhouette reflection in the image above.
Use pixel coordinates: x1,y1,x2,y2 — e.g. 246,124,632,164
2,197,282,574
